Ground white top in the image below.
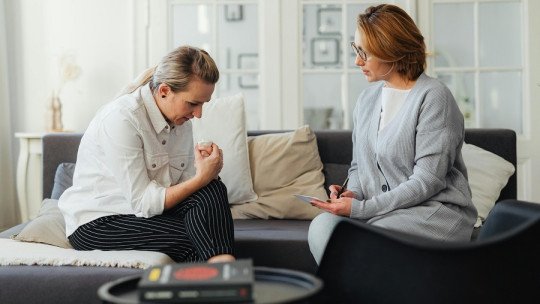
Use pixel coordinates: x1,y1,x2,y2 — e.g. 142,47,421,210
379,86,411,131
58,84,196,236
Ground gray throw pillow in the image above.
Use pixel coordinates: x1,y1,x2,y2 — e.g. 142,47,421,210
51,163,76,199
13,199,73,248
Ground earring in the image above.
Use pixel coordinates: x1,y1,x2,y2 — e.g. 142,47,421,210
162,95,166,98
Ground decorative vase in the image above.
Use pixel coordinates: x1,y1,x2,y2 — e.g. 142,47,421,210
46,91,64,132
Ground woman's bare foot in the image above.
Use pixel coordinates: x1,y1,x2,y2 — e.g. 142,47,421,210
208,254,235,263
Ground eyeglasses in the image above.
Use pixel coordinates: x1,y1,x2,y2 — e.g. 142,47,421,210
350,41,367,61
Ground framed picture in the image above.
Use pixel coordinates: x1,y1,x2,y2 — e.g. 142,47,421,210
311,38,340,66
225,4,244,22
317,7,341,35
237,53,259,89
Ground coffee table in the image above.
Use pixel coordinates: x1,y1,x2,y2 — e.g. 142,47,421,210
98,266,323,304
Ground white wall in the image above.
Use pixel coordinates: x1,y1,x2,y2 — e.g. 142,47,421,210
6,0,136,134
524,0,540,201
0,0,17,229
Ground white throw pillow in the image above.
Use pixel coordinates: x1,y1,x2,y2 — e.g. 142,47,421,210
192,93,258,205
462,143,515,227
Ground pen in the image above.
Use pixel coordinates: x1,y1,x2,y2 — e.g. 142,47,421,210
336,176,349,198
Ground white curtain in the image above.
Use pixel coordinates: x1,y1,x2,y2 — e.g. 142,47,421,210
0,0,19,230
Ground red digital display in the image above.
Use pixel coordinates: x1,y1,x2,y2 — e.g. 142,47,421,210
174,266,219,281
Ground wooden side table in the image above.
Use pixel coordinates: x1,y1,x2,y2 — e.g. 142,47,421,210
15,132,44,223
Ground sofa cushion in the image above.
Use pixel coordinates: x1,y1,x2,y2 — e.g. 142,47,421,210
233,219,317,274
191,93,258,205
231,126,326,219
462,143,515,227
0,266,142,304
51,162,76,200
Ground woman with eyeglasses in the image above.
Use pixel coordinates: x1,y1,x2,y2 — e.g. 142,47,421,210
308,4,477,264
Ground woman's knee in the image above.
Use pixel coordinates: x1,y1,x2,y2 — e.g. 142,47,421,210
203,179,229,198
194,179,229,209
308,212,344,264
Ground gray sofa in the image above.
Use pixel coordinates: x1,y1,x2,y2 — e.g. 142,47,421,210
0,129,516,304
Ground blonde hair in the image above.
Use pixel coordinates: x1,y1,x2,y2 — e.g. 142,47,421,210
357,4,426,81
118,45,219,96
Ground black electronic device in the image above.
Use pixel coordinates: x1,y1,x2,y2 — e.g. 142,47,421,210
138,259,254,303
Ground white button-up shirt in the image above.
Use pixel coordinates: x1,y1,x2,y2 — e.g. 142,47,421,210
59,84,196,236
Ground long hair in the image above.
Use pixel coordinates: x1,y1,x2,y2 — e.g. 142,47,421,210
117,45,219,96
357,4,426,80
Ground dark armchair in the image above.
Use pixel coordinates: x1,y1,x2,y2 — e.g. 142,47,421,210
315,199,540,304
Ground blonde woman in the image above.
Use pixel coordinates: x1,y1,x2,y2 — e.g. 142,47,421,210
59,46,235,263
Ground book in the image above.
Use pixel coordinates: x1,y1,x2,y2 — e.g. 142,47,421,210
138,259,254,303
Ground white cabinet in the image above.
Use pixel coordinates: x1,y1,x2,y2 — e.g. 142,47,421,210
15,133,43,223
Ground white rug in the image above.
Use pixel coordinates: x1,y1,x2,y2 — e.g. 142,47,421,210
0,238,174,268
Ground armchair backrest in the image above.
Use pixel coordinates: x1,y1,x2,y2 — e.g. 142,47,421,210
316,203,540,304
478,199,540,239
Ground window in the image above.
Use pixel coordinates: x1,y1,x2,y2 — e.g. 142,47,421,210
144,0,416,131
429,0,524,133
300,0,414,130
168,1,261,129
146,1,526,132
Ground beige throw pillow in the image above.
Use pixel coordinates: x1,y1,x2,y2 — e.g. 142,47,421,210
13,199,72,249
231,126,326,219
192,93,258,205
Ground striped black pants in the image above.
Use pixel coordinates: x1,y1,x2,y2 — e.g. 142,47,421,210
68,179,234,262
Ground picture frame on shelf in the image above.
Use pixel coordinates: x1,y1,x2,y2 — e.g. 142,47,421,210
225,4,244,22
317,7,341,35
311,38,340,66
237,53,259,89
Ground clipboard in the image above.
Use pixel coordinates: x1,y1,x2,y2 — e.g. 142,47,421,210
293,194,329,203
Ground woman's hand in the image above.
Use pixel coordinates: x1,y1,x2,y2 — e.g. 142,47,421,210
328,184,355,200
197,141,213,157
194,143,223,185
311,197,352,217
164,144,222,209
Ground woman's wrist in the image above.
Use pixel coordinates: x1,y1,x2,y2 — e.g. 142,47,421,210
191,174,207,189
164,176,205,209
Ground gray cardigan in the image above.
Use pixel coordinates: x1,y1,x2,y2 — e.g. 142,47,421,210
348,73,477,241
